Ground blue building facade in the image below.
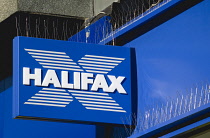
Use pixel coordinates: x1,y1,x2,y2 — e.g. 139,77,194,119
0,0,209,137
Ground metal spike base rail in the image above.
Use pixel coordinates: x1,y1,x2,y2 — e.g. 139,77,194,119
105,0,171,45
69,0,171,46
15,13,84,41
117,83,210,137
110,0,169,30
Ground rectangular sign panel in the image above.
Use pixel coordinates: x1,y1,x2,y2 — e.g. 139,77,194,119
13,36,137,125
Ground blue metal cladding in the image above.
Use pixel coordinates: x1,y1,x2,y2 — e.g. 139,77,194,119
124,0,210,110
13,36,136,125
125,0,210,137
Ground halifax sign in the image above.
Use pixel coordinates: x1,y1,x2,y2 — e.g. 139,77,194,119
13,36,137,126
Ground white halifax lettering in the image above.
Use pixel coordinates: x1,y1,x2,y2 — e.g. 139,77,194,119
23,67,127,94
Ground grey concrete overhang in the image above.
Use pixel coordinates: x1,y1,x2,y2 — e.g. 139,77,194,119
0,0,118,23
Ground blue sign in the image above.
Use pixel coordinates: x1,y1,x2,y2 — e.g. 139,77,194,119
13,36,137,125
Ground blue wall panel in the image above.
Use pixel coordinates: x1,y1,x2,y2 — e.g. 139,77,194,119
124,0,210,136
125,0,210,105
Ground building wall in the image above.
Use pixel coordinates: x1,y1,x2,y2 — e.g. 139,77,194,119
94,0,118,15
0,0,17,22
